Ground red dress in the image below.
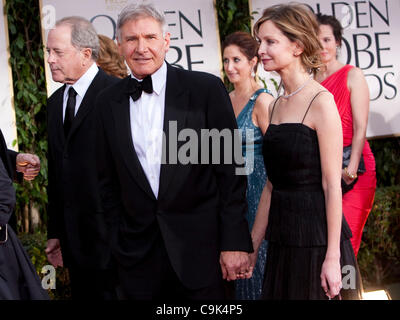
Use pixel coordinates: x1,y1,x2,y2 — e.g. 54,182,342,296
321,65,376,257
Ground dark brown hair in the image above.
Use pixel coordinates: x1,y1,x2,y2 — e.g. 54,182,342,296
97,34,128,78
316,13,343,47
254,3,324,74
222,31,260,73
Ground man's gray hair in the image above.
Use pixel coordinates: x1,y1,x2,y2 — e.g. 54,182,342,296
56,16,100,60
116,3,167,40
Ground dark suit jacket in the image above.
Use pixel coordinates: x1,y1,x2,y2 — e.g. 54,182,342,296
0,130,20,229
47,68,117,269
96,63,253,289
0,130,50,300
0,130,17,226
0,131,18,181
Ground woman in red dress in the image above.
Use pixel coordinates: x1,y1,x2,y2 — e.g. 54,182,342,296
315,14,376,257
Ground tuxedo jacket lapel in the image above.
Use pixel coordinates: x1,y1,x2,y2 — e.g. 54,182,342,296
52,84,66,148
158,64,189,201
67,70,105,142
110,65,189,201
112,76,156,200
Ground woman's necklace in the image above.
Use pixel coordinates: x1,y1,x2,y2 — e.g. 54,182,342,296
281,75,313,99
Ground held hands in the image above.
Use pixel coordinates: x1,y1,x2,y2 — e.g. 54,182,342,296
45,239,64,268
16,153,41,181
320,256,342,299
219,251,253,281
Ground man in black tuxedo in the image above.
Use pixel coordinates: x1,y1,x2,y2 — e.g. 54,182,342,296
96,3,253,300
0,129,40,229
44,17,117,299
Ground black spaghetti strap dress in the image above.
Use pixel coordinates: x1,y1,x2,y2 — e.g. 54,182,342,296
261,93,362,300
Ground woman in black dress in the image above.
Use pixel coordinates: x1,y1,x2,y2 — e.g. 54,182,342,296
0,130,49,300
249,3,362,300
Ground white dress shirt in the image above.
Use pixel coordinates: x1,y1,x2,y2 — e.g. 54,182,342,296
129,61,167,199
63,62,99,121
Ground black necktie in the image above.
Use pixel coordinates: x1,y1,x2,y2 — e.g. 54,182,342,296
64,87,77,137
128,75,153,101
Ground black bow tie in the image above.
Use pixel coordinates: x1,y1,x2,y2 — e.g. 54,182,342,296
127,75,153,101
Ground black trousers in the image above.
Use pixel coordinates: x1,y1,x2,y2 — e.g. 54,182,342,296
62,241,117,300
67,264,117,300
116,237,227,300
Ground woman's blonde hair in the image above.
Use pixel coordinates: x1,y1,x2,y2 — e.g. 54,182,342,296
254,2,324,74
97,34,128,78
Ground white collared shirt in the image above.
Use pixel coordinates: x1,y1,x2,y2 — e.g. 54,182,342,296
63,62,99,121
129,61,167,199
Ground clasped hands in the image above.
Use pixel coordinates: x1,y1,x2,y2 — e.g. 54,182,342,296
16,153,40,181
219,251,253,281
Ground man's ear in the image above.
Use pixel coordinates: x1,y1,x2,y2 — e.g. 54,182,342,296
81,48,93,65
116,36,123,55
164,32,171,53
